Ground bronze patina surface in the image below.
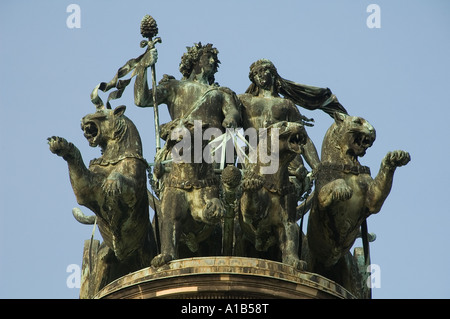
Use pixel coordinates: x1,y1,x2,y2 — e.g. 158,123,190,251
48,14,410,299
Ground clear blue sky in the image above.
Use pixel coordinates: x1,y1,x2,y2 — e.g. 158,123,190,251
1,0,449,299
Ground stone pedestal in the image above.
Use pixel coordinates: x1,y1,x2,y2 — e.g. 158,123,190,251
94,257,354,299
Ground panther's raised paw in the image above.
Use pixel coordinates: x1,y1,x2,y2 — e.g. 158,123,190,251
48,136,73,158
383,150,411,169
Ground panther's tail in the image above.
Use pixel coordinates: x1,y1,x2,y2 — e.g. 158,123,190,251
72,207,96,225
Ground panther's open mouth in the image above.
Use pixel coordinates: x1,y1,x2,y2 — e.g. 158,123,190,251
351,131,375,156
82,121,99,146
288,131,306,154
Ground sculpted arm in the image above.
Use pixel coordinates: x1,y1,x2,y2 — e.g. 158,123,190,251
134,49,168,108
287,103,320,170
220,88,242,128
301,137,320,171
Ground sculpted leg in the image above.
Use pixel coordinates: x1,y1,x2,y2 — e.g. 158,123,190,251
279,222,306,270
240,176,265,226
48,136,93,204
367,150,410,214
151,189,187,267
318,178,353,209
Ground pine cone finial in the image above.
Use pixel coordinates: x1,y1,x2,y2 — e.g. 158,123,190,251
140,14,158,39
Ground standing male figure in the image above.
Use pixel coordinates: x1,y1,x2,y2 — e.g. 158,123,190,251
134,42,241,267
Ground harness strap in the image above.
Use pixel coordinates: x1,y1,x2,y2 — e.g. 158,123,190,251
165,177,219,190
89,154,149,168
318,162,371,175
263,182,296,196
243,170,296,196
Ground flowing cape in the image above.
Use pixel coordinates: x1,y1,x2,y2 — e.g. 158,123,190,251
279,79,348,117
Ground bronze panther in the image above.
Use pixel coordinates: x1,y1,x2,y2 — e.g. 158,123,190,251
48,105,157,297
305,112,410,296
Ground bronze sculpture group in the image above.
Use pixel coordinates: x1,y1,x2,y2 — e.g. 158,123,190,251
48,15,410,299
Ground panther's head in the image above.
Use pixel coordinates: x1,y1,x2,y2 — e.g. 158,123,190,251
81,105,141,157
324,112,376,162
81,105,127,148
263,121,307,156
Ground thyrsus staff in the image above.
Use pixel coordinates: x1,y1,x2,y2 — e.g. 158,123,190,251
138,14,162,151
89,14,161,131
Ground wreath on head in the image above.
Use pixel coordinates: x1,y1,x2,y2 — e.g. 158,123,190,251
179,42,220,85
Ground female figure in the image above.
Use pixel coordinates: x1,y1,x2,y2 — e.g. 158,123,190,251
239,59,339,177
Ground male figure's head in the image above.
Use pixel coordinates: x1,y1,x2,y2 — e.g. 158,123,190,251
180,42,220,84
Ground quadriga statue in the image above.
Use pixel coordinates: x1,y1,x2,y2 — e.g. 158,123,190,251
305,112,410,297
48,104,157,298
